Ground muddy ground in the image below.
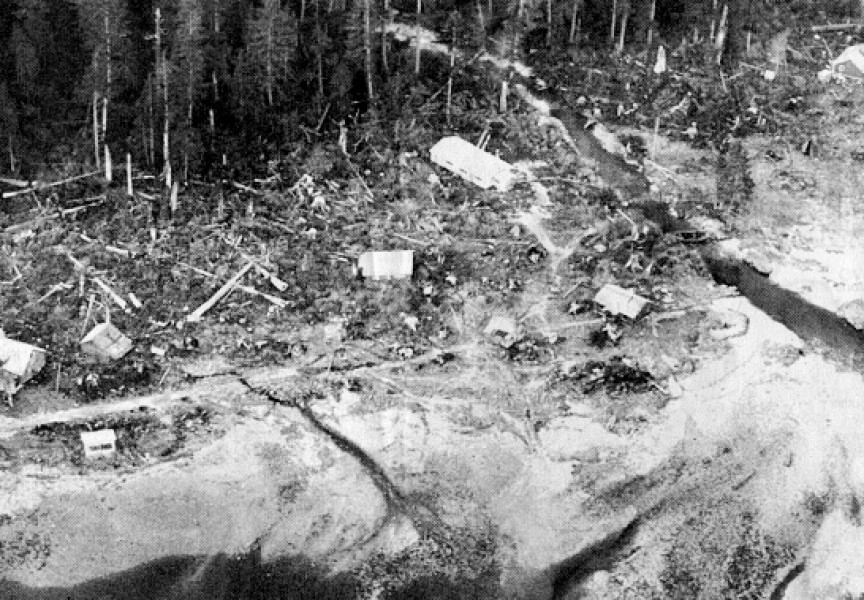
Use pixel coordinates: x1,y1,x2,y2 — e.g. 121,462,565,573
3,42,864,599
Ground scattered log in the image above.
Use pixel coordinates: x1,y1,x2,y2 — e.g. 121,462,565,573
65,251,130,312
177,262,287,308
186,261,254,323
1,171,100,199
811,23,862,32
0,177,30,188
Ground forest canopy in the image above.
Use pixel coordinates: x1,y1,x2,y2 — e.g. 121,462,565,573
0,0,859,178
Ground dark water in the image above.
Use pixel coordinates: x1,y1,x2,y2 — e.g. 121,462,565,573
0,553,361,600
701,247,864,368
0,551,500,600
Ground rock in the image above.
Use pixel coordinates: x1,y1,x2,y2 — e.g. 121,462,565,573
839,299,864,329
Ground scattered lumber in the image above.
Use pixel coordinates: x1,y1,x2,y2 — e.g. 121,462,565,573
2,171,100,199
177,262,287,308
65,251,131,313
186,261,254,323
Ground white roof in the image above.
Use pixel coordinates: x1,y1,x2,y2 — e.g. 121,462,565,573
832,44,864,71
430,136,517,191
80,429,116,445
0,337,44,378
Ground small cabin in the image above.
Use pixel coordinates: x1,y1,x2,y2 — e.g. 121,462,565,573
80,429,117,459
831,44,864,80
80,322,133,361
0,335,46,397
357,250,414,281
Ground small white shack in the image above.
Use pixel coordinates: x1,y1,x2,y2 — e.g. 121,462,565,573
357,250,414,281
80,429,117,459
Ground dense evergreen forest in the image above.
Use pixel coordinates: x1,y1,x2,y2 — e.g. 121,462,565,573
0,0,858,180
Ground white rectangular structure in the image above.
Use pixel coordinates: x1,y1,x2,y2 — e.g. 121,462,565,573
0,335,46,394
81,322,133,360
80,429,117,459
357,250,414,281
594,284,650,319
430,136,518,191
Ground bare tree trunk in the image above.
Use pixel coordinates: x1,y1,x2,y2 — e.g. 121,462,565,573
103,12,111,160
364,0,374,102
301,0,307,20
546,0,552,46
104,145,112,182
610,0,617,44
316,0,325,109
446,33,455,124
647,0,656,45
617,7,628,53
156,7,171,189
569,0,580,44
186,17,195,181
382,0,390,71
147,75,155,168
92,91,101,170
709,0,717,42
715,3,728,64
266,19,274,106
414,0,422,75
477,0,486,50
8,133,14,174
126,153,133,196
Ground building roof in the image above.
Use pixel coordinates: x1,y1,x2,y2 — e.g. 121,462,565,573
80,429,117,446
832,44,864,73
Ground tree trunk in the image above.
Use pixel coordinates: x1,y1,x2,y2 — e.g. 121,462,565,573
610,0,617,44
8,133,15,174
104,145,112,182
710,0,717,42
647,0,656,46
92,91,101,170
476,0,486,50
714,3,728,64
266,21,274,106
104,12,111,157
316,6,325,106
126,153,133,196
156,7,171,189
364,0,374,102
414,0,422,75
446,35,455,124
569,0,579,44
382,0,390,72
546,0,552,47
617,8,628,53
187,17,195,181
147,75,155,168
